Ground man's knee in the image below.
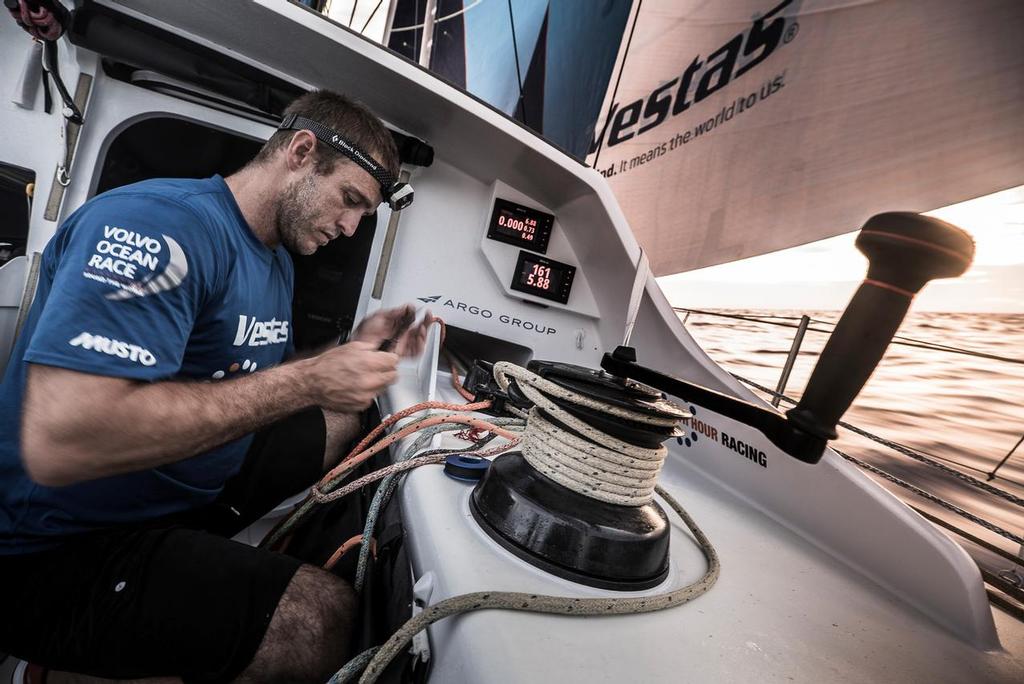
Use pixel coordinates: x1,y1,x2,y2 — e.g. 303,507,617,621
239,565,355,683
321,410,362,471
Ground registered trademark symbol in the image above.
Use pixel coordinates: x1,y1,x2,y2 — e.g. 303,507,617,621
784,22,799,43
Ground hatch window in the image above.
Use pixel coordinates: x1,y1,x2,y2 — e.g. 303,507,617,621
0,163,35,267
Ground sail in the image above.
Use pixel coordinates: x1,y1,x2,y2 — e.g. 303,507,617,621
587,0,1024,276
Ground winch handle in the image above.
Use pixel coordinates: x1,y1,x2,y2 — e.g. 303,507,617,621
785,212,974,443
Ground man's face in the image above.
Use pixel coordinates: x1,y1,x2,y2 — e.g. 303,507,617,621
275,157,383,255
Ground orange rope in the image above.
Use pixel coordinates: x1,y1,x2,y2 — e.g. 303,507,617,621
430,317,476,401
323,534,375,571
318,438,521,567
447,352,476,401
430,314,447,347
323,413,518,485
265,315,508,551
262,396,502,552
333,399,493,477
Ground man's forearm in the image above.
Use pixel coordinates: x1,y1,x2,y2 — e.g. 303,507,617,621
23,360,317,485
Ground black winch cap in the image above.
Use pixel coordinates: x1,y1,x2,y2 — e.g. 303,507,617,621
523,360,686,448
527,360,687,421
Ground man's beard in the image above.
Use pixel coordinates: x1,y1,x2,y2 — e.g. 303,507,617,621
274,172,320,254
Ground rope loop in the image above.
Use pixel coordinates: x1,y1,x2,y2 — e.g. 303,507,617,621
493,362,674,506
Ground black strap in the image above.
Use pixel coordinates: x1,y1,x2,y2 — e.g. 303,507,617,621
279,113,395,195
43,40,82,125
41,61,52,115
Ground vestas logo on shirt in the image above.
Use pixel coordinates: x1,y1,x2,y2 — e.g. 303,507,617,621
68,332,157,366
591,0,797,151
233,315,290,347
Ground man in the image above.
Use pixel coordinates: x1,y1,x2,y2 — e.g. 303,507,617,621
0,90,429,682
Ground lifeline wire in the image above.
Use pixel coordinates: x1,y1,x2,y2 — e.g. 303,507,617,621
732,373,1024,546
836,448,1024,547
733,374,1024,508
671,307,1024,366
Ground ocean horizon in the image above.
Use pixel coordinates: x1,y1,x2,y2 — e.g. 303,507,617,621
679,308,1024,572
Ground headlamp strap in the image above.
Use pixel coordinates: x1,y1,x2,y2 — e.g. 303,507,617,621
278,114,398,198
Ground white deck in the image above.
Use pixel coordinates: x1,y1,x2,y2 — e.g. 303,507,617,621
389,378,1024,683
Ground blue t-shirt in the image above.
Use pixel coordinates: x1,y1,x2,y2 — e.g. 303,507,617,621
0,176,295,554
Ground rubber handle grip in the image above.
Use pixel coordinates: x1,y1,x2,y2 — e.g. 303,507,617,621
786,212,974,441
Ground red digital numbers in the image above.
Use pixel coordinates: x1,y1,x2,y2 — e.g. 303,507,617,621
511,252,573,304
525,263,552,290
498,212,537,241
488,200,553,253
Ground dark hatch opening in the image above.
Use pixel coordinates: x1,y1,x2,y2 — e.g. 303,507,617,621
0,164,36,266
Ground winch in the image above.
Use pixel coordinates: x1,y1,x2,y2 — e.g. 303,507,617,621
468,360,690,590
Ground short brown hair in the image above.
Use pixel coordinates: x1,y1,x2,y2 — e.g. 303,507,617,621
254,90,400,180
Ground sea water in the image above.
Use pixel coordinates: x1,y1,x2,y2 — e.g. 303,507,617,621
681,309,1024,566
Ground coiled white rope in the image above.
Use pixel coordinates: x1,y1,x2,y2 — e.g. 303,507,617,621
335,361,718,683
493,362,671,506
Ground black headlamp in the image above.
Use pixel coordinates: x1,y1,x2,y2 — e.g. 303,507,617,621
277,114,414,211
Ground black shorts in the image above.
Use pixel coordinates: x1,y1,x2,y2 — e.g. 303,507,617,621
0,407,327,682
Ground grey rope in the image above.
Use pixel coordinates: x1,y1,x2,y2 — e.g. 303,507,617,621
354,472,402,593
355,484,719,683
732,374,1024,508
312,453,451,504
353,420,523,592
328,647,380,684
260,416,523,550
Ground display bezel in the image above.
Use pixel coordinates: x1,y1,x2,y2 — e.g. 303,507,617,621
486,198,554,253
510,251,576,304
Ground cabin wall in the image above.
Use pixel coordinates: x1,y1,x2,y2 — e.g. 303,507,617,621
0,25,93,375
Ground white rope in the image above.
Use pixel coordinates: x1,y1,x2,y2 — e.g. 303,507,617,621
493,362,671,506
354,485,719,684
333,362,717,683
493,363,680,429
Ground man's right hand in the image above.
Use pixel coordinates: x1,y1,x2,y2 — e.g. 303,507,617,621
300,340,399,413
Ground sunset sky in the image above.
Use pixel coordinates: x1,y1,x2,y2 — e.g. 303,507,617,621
658,186,1024,313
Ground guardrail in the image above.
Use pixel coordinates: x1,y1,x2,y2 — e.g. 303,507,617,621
673,307,1024,615
674,307,1024,482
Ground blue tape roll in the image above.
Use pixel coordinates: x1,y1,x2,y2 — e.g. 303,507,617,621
444,455,490,482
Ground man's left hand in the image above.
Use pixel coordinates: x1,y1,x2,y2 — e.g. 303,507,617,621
352,304,431,358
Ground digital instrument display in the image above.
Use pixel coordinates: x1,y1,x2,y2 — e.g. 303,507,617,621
510,251,576,304
487,199,554,253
